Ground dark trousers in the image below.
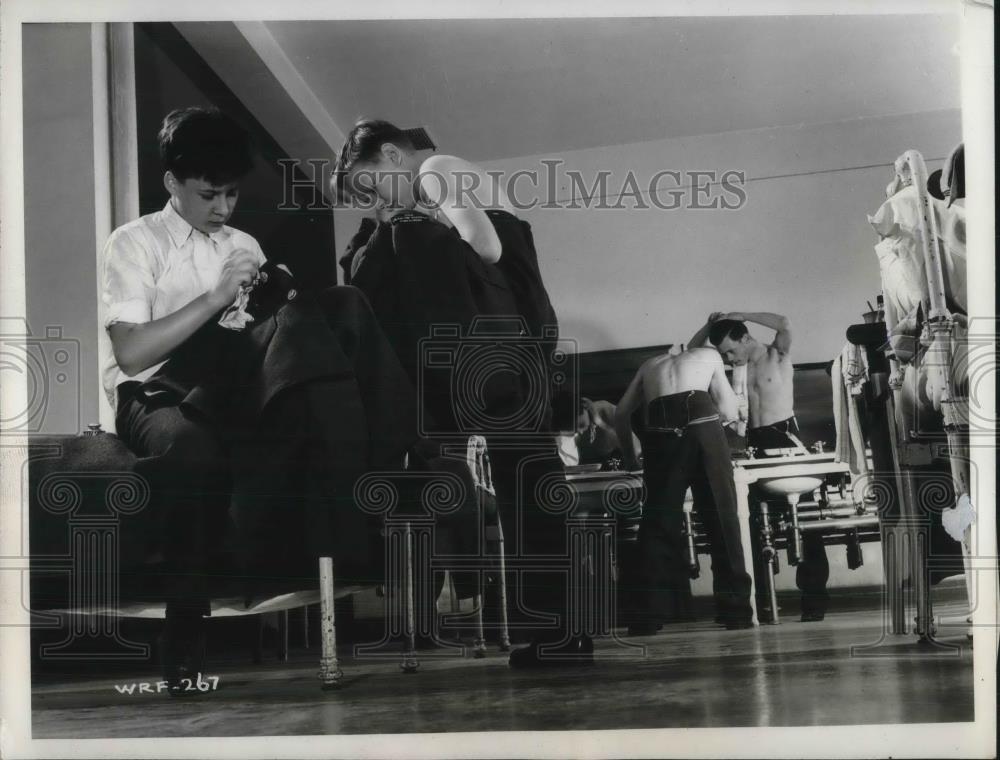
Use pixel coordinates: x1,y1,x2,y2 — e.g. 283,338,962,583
227,286,419,588
632,419,752,625
115,389,231,618
486,439,571,640
748,421,830,615
227,378,381,589
114,286,421,614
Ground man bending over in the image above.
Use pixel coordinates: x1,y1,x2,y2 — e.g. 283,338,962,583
615,347,753,634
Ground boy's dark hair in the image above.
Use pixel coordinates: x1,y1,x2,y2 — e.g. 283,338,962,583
708,319,749,346
332,119,413,201
158,107,254,185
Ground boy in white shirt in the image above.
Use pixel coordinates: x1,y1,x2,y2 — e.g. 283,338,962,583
102,107,262,693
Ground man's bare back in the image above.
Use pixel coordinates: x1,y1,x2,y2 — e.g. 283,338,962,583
639,348,723,402
615,348,742,468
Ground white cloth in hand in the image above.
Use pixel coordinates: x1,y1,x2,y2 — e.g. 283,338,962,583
218,284,254,330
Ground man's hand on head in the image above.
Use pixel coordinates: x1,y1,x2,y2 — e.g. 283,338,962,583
690,313,727,349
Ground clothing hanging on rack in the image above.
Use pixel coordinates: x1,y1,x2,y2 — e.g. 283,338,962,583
867,184,967,322
831,347,869,479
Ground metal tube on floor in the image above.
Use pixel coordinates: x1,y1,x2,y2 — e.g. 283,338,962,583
318,556,343,689
683,508,700,578
759,500,779,625
401,522,419,672
788,495,803,565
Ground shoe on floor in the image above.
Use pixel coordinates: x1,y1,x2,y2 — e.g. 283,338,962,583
627,621,663,637
508,636,594,668
800,610,826,622
715,612,757,626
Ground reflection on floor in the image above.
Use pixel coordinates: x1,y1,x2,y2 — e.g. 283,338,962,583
31,601,974,738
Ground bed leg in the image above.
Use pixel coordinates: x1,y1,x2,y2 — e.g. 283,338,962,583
449,571,461,642
496,517,511,652
277,610,289,662
302,605,310,650
251,615,264,664
473,585,487,658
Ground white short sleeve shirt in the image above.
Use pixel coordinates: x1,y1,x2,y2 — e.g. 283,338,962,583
100,200,266,410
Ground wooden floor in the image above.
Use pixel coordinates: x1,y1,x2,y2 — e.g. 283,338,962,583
31,601,975,738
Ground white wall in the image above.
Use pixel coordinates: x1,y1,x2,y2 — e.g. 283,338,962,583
479,112,960,595
480,109,963,362
22,23,101,434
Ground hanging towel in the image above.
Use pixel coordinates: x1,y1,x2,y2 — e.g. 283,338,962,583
832,348,870,478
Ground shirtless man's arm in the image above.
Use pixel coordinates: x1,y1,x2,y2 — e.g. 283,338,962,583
614,364,646,470
724,311,792,354
418,154,503,264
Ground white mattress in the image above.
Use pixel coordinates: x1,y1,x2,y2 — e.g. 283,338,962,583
42,585,372,619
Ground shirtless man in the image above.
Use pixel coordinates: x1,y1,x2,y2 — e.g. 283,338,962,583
332,118,560,392
332,118,518,263
573,398,639,466
615,348,753,634
690,311,830,621
689,311,795,427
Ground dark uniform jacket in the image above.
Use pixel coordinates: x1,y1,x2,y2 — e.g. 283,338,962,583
345,210,563,436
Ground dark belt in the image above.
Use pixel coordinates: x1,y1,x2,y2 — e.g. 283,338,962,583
643,390,720,434
747,416,800,439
